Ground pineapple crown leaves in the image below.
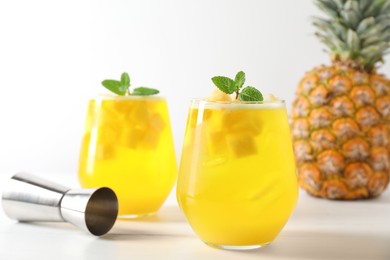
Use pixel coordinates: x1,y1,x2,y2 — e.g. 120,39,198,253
313,0,390,72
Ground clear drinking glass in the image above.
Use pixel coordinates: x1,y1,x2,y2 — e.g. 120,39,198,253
177,99,298,250
78,95,177,218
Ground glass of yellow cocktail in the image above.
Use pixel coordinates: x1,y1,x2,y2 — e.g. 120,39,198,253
79,73,177,218
177,71,298,249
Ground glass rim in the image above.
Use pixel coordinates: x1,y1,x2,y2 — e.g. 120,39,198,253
190,98,286,105
93,94,166,101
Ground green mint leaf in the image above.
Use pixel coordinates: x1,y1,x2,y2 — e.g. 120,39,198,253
234,71,246,89
102,80,128,96
211,76,236,94
132,87,159,96
121,72,130,87
238,86,263,101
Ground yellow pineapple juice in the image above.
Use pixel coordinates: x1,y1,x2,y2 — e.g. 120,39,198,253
177,100,298,249
79,95,177,217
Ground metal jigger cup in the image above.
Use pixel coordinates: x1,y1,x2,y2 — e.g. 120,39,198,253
1,173,118,236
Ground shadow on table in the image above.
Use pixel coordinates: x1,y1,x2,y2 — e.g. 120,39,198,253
101,231,192,241
101,205,192,240
120,204,186,223
100,228,390,259
228,230,390,260
13,221,77,232
4,205,187,238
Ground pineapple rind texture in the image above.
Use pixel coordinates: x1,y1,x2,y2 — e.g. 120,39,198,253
292,65,390,199
294,0,390,199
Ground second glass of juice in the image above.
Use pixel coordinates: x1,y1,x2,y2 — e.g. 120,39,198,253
177,99,298,249
79,95,177,218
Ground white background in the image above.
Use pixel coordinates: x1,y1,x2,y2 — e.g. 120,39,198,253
1,0,389,176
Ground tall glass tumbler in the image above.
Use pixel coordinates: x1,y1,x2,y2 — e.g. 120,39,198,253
79,95,177,218
177,99,298,249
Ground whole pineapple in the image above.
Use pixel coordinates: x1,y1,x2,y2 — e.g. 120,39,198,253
292,0,390,199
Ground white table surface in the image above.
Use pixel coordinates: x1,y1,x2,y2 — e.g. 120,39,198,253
0,173,389,260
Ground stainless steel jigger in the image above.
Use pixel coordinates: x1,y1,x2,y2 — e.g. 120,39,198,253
1,173,118,236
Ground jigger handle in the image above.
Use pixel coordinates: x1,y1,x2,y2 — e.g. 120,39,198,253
2,173,70,222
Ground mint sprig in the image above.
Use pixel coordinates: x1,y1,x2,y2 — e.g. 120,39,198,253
211,71,263,101
132,87,159,96
101,79,128,96
238,86,263,101
121,72,130,87
101,72,159,96
211,76,236,94
234,71,245,89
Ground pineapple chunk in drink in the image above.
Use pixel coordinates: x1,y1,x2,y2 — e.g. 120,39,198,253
177,72,298,249
177,99,297,247
79,96,177,217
